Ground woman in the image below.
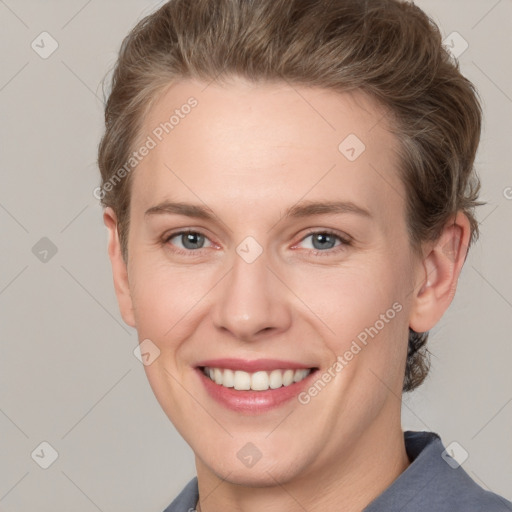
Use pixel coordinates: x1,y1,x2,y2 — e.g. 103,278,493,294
97,0,511,510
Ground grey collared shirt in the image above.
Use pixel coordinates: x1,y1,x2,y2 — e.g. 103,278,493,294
163,431,512,511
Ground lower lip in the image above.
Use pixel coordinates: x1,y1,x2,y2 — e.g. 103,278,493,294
196,368,316,414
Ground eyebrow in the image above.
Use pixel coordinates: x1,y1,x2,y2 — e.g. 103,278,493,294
144,199,372,221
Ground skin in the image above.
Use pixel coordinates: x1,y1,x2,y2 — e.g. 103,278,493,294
104,77,471,512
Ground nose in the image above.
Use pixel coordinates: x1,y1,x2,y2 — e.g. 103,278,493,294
211,246,293,342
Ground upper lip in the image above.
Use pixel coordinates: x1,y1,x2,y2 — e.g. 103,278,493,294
196,358,317,372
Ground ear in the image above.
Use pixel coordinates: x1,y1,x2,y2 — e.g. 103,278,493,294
409,211,471,333
103,207,136,328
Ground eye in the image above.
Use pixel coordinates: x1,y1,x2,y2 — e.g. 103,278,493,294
165,231,213,252
296,230,351,254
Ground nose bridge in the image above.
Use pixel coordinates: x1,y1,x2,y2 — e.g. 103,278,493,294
211,239,291,340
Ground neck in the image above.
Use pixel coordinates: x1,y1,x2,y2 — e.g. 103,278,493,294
195,416,410,512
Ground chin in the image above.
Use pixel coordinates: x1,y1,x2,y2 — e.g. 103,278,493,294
216,467,295,488
201,451,305,487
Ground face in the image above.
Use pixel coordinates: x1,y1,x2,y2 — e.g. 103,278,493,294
110,77,428,486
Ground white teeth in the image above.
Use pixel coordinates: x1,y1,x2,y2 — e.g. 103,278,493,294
283,369,294,386
251,371,269,391
269,369,283,389
293,369,309,382
234,370,251,390
214,368,223,385
222,368,234,388
203,367,312,391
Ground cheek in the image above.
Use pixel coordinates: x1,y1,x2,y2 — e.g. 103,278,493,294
291,257,403,332
128,259,216,347
128,261,209,432
286,254,410,382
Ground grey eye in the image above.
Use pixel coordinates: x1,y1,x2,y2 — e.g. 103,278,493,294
301,232,342,251
168,232,212,250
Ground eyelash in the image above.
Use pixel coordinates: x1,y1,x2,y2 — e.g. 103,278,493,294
162,229,352,257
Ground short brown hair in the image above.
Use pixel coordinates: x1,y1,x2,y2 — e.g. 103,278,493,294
97,0,484,392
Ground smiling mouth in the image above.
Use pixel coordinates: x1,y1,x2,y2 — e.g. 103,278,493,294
199,366,316,391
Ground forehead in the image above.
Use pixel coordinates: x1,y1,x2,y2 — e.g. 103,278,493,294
131,78,404,229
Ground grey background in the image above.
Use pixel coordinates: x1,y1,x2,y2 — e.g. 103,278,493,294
0,1,511,510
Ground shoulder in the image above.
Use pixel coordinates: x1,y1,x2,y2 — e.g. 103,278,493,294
162,477,198,512
365,431,512,512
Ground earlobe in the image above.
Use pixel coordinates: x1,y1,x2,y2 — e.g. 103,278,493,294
103,207,136,328
409,212,471,333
